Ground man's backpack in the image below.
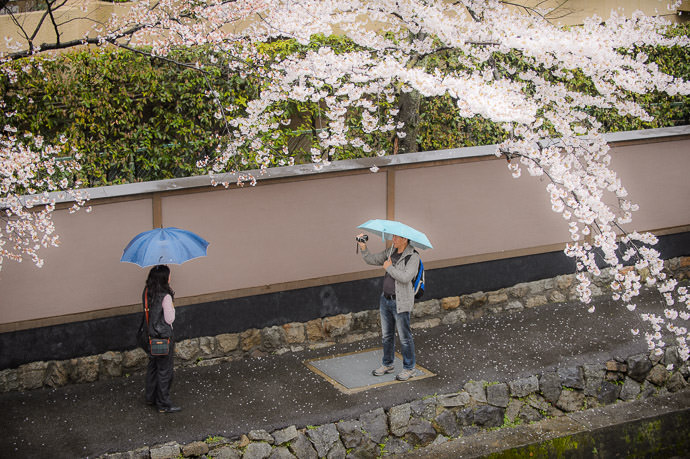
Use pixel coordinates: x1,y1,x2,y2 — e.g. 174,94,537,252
404,250,425,300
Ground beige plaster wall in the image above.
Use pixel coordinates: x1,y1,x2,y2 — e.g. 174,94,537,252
0,199,151,323
157,173,387,299
0,137,688,326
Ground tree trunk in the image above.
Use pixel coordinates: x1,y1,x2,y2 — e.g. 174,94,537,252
396,89,421,154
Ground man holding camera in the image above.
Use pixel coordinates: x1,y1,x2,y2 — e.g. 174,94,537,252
357,232,420,381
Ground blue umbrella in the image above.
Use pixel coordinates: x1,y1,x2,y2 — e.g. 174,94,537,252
358,219,433,250
120,227,210,267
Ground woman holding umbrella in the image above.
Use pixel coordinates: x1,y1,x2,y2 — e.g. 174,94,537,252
122,227,209,412
143,265,181,413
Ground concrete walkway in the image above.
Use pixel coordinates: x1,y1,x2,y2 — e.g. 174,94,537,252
0,289,680,458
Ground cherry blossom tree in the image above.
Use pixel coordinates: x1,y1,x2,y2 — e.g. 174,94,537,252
2,0,689,359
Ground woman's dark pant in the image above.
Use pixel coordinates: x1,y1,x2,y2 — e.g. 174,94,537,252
145,342,175,408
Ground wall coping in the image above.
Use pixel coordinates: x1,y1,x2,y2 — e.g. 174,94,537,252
22,125,690,206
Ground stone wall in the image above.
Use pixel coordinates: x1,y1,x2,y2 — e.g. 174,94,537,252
98,347,690,459
1,257,689,393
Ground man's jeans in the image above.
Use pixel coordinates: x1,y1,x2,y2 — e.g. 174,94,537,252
379,294,415,370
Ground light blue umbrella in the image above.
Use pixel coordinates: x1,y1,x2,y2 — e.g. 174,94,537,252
120,227,210,267
357,219,433,250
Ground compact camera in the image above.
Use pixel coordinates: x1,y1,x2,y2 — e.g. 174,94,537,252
355,234,369,243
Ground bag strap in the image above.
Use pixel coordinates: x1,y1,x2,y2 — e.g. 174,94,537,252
144,288,150,325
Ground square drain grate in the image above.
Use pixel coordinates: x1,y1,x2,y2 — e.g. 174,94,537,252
305,348,435,394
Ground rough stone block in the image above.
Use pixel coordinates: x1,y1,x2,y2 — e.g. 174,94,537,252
464,380,487,403
150,442,180,459
272,425,298,446
18,361,48,390
0,368,19,392
504,399,522,423
555,274,574,290
123,348,148,368
509,375,539,398
351,311,377,332
539,371,562,403
336,420,366,450
305,319,325,342
44,360,70,388
441,309,467,325
508,283,530,299
605,360,627,372
241,329,262,351
323,314,352,338
268,446,295,459
627,353,653,382
360,408,388,443
176,339,201,361
249,429,274,444
243,442,272,459
473,405,504,428
208,445,242,459
261,326,286,351
597,380,621,405
667,372,688,392
279,323,304,345
548,291,567,303
460,292,487,309
326,440,346,459
441,296,460,310
182,441,209,457
217,333,241,353
405,417,437,446
456,407,474,426
505,301,524,312
556,390,585,412
306,424,339,457
486,383,510,408
646,364,669,386
525,394,550,413
388,403,411,437
619,377,641,401
582,364,605,397
519,404,543,423
488,292,508,304
410,398,437,419
434,410,459,437
525,295,548,308
438,392,470,408
383,437,412,456
199,336,217,356
100,351,123,378
70,355,99,384
558,366,585,390
663,346,681,368
413,299,441,317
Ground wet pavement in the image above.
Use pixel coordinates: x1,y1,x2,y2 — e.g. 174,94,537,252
0,290,673,458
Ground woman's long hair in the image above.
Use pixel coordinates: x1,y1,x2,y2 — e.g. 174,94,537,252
145,265,175,303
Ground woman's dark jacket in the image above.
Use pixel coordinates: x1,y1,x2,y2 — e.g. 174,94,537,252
143,289,173,339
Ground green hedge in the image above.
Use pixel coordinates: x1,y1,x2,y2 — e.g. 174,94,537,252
1,25,688,187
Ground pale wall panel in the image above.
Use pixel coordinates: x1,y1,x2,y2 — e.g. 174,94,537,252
395,159,565,262
0,199,152,323
160,173,387,299
609,143,690,231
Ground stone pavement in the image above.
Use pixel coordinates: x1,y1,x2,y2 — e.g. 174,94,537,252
0,289,686,458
